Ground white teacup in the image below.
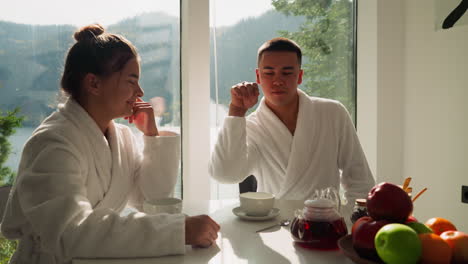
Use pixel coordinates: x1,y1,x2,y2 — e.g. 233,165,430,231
239,192,275,216
143,198,182,215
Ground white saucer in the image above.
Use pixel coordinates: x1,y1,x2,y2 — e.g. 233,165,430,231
232,207,280,221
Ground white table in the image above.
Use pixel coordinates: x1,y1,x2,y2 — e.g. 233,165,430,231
73,200,354,264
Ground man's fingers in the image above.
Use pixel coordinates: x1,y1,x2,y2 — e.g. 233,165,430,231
244,85,252,97
232,87,241,97
230,81,258,110
238,86,248,97
252,83,259,95
247,85,257,97
242,82,258,98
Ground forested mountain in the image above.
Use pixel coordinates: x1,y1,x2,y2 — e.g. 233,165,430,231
0,22,76,125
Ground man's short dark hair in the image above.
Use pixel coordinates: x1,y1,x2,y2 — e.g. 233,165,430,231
257,37,302,66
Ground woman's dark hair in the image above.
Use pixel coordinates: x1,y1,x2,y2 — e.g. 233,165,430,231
60,24,139,100
257,37,302,66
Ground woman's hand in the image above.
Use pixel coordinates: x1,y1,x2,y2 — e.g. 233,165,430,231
185,215,220,248
125,98,159,136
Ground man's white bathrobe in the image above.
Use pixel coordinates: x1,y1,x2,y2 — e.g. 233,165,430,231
210,89,375,213
1,99,184,264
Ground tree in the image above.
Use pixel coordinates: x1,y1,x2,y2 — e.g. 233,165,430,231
272,0,356,119
0,108,24,186
0,108,22,263
0,238,17,264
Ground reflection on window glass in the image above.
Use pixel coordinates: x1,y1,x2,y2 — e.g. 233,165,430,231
210,0,356,199
0,2,181,197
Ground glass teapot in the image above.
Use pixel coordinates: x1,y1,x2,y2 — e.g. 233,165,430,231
290,188,348,250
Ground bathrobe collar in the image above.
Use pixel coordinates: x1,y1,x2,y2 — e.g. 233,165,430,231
255,89,319,198
58,98,129,211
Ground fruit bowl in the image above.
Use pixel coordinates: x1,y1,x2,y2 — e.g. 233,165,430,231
338,235,383,264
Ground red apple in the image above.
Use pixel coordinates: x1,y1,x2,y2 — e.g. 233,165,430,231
351,216,373,234
440,230,468,264
352,219,391,262
367,182,413,223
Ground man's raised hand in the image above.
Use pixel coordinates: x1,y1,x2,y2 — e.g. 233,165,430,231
229,82,259,117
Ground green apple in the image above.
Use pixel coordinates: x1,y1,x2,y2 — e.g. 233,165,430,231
374,224,422,264
406,222,433,234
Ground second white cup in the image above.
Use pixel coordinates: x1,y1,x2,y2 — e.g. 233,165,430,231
239,192,275,216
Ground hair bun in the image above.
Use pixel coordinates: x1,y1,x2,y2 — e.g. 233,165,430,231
74,24,105,42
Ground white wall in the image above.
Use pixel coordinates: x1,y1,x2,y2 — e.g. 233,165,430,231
358,0,468,231
357,0,378,178
403,0,468,231
357,0,406,184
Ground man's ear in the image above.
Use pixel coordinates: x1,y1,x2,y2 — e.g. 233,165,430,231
83,73,101,96
298,69,304,85
256,68,261,84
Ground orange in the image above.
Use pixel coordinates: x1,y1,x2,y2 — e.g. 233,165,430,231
440,231,468,264
418,233,452,264
424,217,457,235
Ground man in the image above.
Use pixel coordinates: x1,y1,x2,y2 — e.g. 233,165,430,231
209,37,375,213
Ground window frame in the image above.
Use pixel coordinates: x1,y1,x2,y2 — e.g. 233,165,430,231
180,0,212,200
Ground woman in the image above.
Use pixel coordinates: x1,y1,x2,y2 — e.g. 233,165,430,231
1,24,219,264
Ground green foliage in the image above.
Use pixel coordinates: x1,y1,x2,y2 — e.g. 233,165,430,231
0,108,23,185
0,238,17,264
272,0,356,119
0,108,22,261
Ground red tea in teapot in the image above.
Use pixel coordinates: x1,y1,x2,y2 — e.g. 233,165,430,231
290,217,347,250
290,195,348,250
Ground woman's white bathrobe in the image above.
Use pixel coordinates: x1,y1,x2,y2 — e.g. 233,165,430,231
210,89,375,213
1,99,184,264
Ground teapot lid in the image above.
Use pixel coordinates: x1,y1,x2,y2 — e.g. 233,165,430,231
304,198,335,208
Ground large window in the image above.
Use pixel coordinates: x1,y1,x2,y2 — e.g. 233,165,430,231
1,0,356,200
0,1,182,197
209,0,357,199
